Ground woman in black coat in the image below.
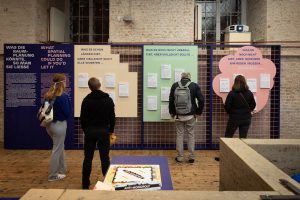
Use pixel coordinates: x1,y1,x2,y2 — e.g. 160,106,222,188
224,75,256,138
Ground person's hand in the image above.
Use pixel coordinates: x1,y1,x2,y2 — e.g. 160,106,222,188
110,133,117,145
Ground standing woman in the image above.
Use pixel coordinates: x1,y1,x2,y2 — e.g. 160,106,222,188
44,73,72,181
224,75,256,138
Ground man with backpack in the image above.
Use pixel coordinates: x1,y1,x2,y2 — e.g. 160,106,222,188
169,72,204,163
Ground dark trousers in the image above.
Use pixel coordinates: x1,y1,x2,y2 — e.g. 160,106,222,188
225,118,251,138
82,127,110,189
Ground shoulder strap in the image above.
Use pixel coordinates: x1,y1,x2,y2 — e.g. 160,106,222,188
178,81,191,88
177,81,183,88
184,81,191,87
239,93,250,110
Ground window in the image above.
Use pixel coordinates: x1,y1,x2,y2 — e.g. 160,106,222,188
70,0,109,43
195,0,242,43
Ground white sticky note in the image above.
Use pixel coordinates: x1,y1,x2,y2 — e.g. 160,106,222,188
220,78,230,93
148,96,157,111
260,74,270,89
147,73,157,88
161,105,171,119
161,87,171,102
119,82,129,97
105,73,116,88
161,64,171,79
78,73,89,88
247,78,257,93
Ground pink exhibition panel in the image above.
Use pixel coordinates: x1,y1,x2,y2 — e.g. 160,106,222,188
212,46,276,113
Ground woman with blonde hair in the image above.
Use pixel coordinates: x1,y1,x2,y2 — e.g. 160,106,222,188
45,73,71,181
224,75,256,138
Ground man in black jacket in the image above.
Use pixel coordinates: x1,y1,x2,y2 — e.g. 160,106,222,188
80,77,115,189
169,72,204,163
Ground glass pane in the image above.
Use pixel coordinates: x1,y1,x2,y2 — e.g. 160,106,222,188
79,18,89,34
79,0,89,17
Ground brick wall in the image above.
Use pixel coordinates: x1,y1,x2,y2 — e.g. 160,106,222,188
280,57,300,138
0,0,48,142
246,0,267,42
0,0,48,54
267,0,300,41
267,0,300,138
109,0,195,43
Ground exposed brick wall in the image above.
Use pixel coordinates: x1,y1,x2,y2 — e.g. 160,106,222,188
0,0,48,142
267,0,300,41
266,0,300,138
280,57,300,138
109,0,195,43
246,0,267,42
0,0,48,54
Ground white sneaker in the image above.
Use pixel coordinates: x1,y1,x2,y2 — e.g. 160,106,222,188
48,174,66,182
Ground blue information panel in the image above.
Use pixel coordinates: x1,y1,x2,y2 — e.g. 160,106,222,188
4,44,74,149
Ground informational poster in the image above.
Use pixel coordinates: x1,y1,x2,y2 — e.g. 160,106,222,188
78,73,89,88
260,74,271,88
147,73,157,88
247,78,257,93
143,45,198,122
161,105,171,120
147,96,157,111
161,64,171,79
160,87,171,102
119,82,129,97
105,73,116,88
220,78,230,93
212,46,276,113
4,44,74,149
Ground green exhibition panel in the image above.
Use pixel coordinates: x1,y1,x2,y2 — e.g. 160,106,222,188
143,45,198,122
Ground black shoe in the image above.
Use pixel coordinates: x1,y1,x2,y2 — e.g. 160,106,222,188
214,157,220,162
188,158,195,163
175,157,183,163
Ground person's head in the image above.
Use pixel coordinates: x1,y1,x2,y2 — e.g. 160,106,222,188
181,72,191,80
88,77,101,91
45,73,67,99
232,75,249,91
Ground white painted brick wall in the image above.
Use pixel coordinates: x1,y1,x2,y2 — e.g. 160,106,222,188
109,0,195,42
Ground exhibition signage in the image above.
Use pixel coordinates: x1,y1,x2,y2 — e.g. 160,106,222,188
4,44,74,149
212,46,276,113
4,44,137,149
74,45,137,118
143,45,198,122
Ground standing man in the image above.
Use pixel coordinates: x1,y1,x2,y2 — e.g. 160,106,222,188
80,77,115,189
169,72,204,163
